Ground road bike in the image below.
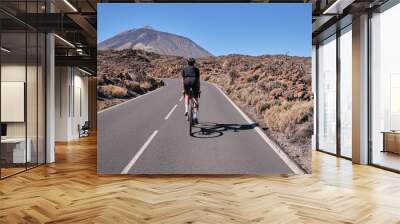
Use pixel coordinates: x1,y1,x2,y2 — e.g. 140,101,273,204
185,88,198,136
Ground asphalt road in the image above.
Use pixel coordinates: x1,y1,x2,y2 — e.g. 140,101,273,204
98,79,297,174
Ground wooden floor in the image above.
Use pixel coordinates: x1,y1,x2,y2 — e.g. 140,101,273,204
372,150,400,171
1,134,400,224
1,167,26,178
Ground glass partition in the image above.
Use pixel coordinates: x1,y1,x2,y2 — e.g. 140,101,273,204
38,32,45,165
339,26,352,158
0,1,46,179
27,30,38,169
317,34,337,154
1,31,27,177
370,3,400,171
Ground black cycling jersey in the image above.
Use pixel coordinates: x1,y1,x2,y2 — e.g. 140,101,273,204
182,65,200,97
182,65,200,79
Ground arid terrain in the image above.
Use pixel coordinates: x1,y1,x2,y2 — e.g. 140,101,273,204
97,49,312,172
97,50,165,110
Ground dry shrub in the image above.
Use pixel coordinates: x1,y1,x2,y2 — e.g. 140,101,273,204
229,69,239,84
264,101,313,139
304,72,312,86
98,85,127,99
125,81,142,92
251,95,262,106
256,101,270,115
141,79,157,90
270,88,284,99
222,60,231,70
245,96,252,106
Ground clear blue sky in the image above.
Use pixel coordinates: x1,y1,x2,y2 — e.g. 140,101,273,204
98,4,311,57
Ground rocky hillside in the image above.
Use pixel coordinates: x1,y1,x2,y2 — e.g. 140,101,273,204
98,26,213,58
97,49,312,172
97,50,164,110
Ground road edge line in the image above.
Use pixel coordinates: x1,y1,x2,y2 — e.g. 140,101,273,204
121,130,159,174
98,80,168,114
212,83,305,175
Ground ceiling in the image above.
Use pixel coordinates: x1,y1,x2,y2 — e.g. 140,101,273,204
0,0,98,73
311,0,390,43
0,0,394,72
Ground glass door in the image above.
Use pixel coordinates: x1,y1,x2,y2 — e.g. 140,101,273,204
339,25,352,158
317,34,337,154
27,30,38,169
1,30,28,178
0,1,46,179
370,2,400,171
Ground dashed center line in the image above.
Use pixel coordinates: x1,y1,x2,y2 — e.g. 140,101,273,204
121,130,159,174
164,104,178,120
179,96,183,102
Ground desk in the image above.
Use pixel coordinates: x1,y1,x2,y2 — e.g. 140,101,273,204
381,131,400,154
1,138,31,163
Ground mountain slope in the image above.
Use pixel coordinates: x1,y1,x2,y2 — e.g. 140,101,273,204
98,26,213,58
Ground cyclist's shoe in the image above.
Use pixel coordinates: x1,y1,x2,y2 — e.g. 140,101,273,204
184,111,188,117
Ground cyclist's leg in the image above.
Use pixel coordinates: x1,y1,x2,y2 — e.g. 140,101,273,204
192,85,199,122
184,94,189,111
183,79,190,115
193,97,199,111
193,81,200,111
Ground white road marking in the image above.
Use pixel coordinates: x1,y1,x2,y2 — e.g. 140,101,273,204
121,130,159,174
212,83,304,175
179,96,183,102
165,104,178,120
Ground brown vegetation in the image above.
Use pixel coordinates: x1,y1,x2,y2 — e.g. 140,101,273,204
97,50,165,110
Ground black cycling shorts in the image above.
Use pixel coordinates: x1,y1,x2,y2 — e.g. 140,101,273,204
183,77,200,97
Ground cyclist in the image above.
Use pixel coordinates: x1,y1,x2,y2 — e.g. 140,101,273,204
182,58,200,124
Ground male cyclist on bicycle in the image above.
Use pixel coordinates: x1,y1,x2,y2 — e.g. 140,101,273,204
182,58,200,124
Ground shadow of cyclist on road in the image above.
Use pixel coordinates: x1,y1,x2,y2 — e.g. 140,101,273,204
191,122,258,138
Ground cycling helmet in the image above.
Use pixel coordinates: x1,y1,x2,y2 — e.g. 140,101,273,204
187,58,196,65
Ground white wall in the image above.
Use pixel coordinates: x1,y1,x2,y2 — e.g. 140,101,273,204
55,67,89,141
1,63,46,164
55,66,70,141
1,65,29,138
1,82,25,122
1,65,26,132
71,73,89,138
1,64,25,81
